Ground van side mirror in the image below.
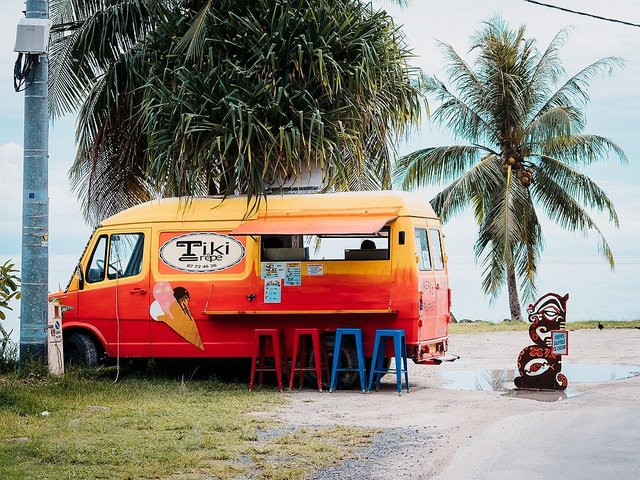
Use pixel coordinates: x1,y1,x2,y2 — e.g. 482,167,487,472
77,265,85,290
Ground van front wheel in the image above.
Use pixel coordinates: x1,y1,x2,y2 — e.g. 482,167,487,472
64,332,98,367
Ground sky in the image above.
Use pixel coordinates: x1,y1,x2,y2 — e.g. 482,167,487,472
0,0,639,338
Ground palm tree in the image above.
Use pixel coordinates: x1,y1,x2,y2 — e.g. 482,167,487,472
394,17,626,321
49,0,422,223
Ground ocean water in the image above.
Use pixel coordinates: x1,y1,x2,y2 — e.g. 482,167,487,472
2,254,639,343
448,255,640,322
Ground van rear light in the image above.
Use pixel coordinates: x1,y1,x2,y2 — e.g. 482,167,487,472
448,288,452,309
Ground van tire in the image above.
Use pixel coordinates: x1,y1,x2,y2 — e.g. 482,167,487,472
64,332,99,367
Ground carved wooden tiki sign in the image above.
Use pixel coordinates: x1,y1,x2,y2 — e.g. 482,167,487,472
514,293,569,390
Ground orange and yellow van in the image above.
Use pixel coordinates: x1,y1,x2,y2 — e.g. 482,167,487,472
52,191,452,383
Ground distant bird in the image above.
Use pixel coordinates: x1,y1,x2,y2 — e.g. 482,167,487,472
597,322,604,330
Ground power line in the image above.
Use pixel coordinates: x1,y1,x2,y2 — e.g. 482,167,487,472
523,0,640,28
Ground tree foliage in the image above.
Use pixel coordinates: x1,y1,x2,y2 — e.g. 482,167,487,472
394,17,626,319
50,0,422,223
0,260,21,360
0,260,21,322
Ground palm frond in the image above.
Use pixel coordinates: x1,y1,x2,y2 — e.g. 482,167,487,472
175,0,215,62
524,106,574,146
540,134,628,167
531,165,616,268
526,27,569,109
393,144,494,192
534,156,619,226
430,153,502,221
423,75,492,143
531,56,625,131
49,0,155,118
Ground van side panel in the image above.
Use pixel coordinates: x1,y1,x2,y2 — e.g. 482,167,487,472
56,192,450,364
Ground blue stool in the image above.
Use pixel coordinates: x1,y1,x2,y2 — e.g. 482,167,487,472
329,328,367,393
368,329,409,395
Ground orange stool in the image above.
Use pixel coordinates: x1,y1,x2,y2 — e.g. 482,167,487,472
250,328,285,391
289,328,330,392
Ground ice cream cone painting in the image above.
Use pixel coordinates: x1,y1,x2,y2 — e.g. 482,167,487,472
151,281,204,350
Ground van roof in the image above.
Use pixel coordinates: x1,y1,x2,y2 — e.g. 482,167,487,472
101,190,437,227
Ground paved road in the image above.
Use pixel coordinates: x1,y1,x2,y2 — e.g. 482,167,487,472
432,404,640,480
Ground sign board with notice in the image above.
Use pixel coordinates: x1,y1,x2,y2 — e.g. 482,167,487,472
551,330,569,356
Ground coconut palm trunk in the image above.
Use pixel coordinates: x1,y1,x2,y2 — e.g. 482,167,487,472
506,261,523,321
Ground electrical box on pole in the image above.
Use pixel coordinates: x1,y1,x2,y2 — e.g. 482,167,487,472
14,18,51,54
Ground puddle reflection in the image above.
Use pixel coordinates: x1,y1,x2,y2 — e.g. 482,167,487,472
502,389,577,402
438,363,640,401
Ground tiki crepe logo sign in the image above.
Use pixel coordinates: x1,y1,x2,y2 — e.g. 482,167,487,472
160,232,245,272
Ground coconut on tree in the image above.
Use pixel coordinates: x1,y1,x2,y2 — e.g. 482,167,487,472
49,0,422,223
394,17,627,321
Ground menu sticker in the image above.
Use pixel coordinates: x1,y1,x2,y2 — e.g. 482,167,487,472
284,262,302,286
307,264,324,276
261,262,285,279
264,279,282,303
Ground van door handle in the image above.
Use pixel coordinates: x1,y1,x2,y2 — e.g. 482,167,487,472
130,288,147,295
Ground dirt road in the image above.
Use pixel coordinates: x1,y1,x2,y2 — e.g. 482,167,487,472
276,329,640,479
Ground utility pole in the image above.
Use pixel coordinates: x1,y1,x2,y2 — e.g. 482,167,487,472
16,0,50,364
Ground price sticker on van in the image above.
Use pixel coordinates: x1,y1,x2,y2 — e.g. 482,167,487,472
160,232,246,273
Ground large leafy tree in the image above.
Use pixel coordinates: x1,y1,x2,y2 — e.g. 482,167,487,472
50,0,422,223
394,17,626,320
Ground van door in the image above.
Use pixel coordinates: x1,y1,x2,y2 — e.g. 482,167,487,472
414,227,436,342
79,230,151,356
428,227,449,339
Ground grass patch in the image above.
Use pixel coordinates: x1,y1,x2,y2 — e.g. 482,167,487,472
0,370,376,479
247,425,378,480
450,319,640,334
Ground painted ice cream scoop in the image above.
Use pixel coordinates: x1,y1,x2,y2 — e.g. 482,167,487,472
153,281,175,319
150,282,204,350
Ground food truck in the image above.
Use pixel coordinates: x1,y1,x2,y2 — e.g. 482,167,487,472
52,191,452,381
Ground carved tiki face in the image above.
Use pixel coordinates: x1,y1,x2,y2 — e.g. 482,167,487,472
526,292,569,347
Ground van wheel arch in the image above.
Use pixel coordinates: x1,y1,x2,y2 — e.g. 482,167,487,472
63,329,103,367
